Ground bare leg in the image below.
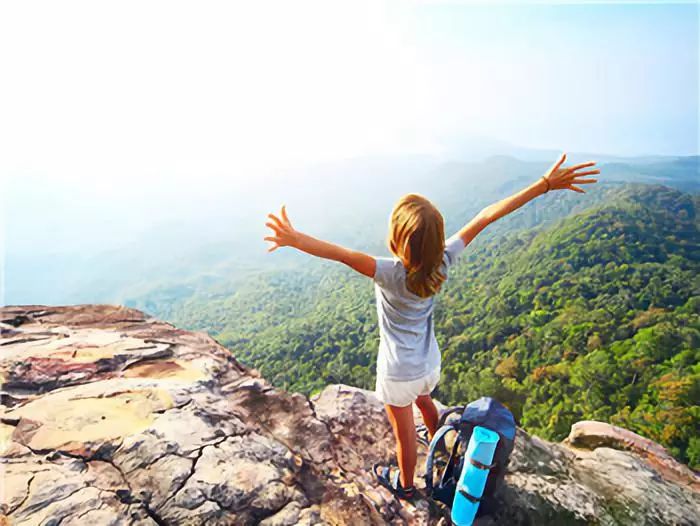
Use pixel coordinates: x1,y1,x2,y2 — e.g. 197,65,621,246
384,403,417,489
415,394,439,440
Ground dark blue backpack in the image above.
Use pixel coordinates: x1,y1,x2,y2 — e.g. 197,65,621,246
424,397,516,517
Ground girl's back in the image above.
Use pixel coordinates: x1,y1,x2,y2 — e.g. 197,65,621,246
372,234,466,382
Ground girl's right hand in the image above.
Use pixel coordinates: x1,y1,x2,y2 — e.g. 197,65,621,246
264,205,299,252
542,153,600,193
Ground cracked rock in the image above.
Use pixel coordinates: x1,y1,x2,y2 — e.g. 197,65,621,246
1,305,698,525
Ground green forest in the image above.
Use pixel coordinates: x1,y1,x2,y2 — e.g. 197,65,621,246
137,184,699,469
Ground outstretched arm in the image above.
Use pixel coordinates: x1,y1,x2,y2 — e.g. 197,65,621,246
454,153,599,247
264,206,375,278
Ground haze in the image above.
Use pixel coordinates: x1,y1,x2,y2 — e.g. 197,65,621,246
1,1,697,304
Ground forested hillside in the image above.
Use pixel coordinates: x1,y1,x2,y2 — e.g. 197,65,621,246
436,185,699,469
135,184,699,468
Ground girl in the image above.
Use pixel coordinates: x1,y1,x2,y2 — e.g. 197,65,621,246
264,153,598,500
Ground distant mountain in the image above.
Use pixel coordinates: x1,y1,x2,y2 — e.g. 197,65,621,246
436,132,694,165
6,151,697,306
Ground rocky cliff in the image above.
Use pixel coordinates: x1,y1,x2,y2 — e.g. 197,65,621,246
1,305,698,525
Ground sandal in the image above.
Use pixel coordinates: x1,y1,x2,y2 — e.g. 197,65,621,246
372,463,417,501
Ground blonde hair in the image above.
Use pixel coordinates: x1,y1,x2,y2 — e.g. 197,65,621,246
388,193,446,298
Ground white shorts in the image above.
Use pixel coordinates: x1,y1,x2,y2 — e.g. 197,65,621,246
375,366,441,407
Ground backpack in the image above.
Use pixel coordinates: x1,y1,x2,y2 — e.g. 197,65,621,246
424,397,516,518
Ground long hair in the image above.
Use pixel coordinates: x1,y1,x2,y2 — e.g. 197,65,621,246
388,193,446,298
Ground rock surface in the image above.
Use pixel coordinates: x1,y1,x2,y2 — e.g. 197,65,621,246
1,305,698,525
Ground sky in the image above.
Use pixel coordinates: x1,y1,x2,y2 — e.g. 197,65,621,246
1,1,697,185
1,1,698,302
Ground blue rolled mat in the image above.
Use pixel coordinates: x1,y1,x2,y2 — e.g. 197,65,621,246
451,426,500,526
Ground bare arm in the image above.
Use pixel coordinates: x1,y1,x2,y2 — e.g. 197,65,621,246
454,153,599,247
264,206,375,278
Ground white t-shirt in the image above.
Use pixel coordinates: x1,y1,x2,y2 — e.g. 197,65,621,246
372,234,467,381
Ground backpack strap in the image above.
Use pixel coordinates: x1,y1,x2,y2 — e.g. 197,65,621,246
467,456,497,470
458,487,482,503
437,406,464,428
424,423,456,492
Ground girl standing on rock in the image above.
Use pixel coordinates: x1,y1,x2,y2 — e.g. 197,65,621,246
264,153,598,500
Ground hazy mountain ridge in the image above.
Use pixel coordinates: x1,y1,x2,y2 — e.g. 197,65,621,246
7,153,698,305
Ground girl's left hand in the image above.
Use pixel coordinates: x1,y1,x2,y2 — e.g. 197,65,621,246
543,153,600,193
264,205,299,252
